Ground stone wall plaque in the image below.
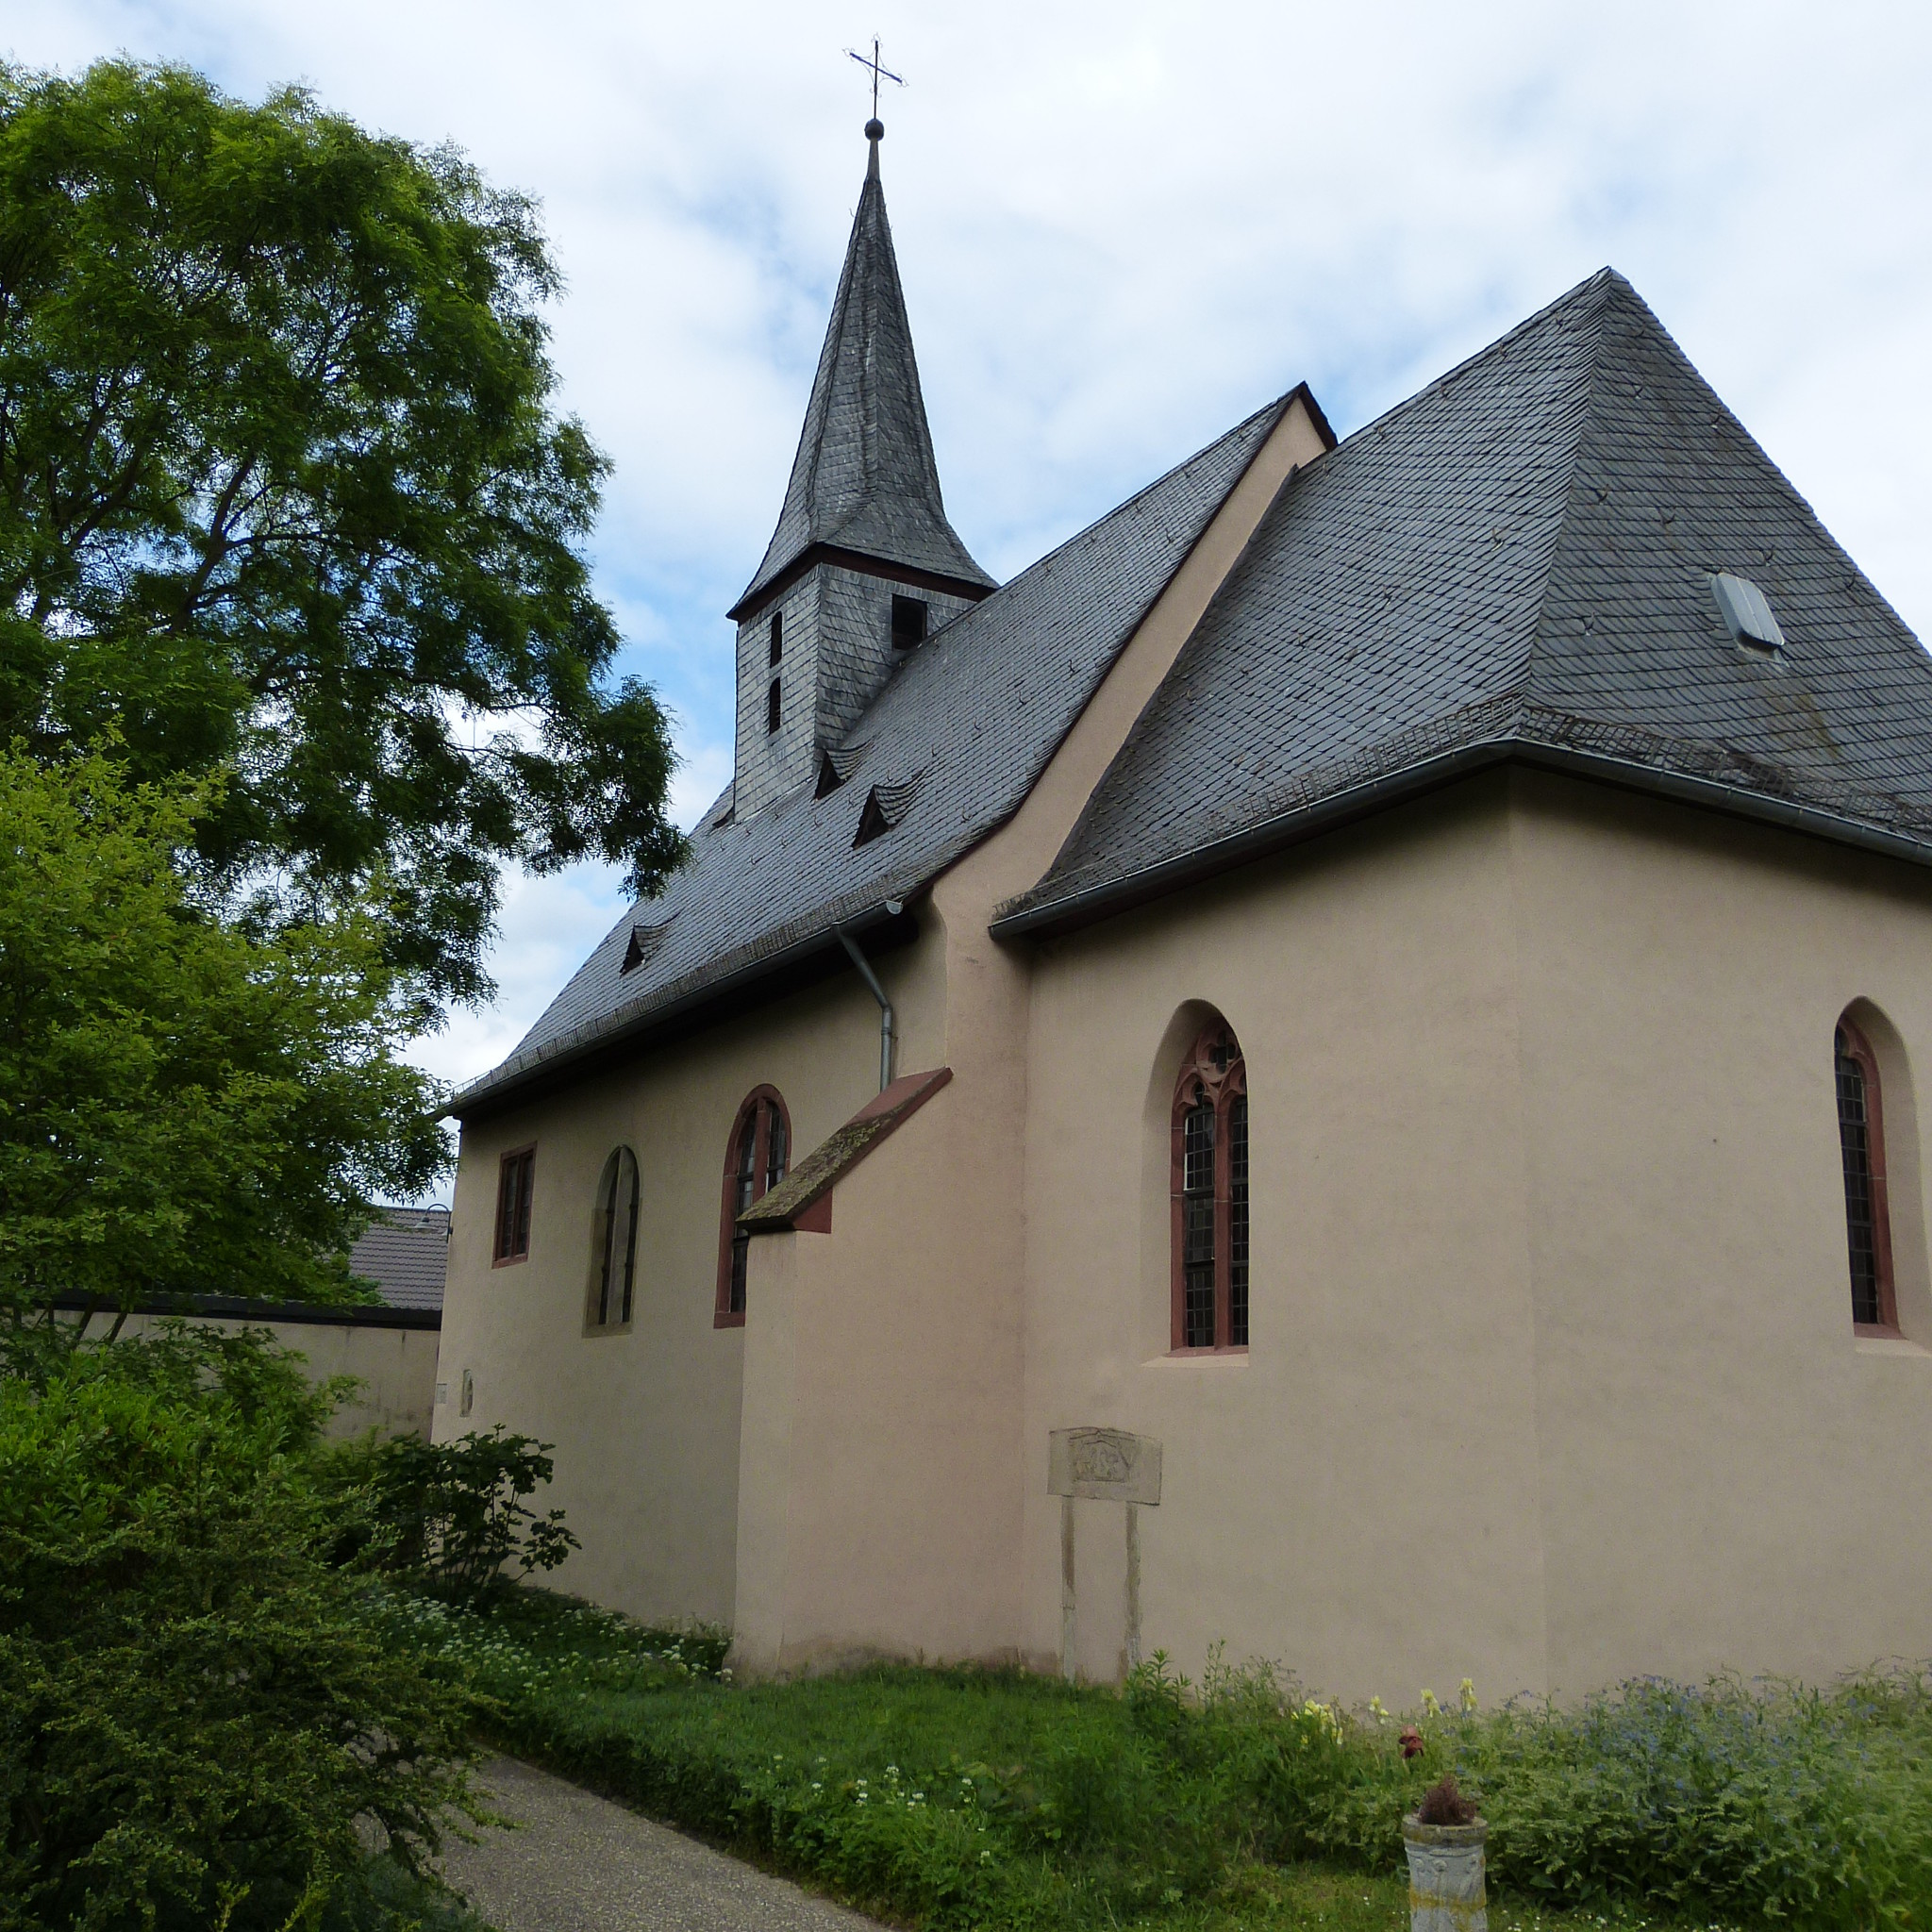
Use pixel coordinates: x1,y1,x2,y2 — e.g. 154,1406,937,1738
1047,1426,1161,1506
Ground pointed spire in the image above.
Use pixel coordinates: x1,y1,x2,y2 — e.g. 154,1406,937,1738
730,126,993,620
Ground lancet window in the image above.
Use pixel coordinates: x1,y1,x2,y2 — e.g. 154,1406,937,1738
1171,1024,1249,1352
587,1146,641,1332
717,1088,791,1325
1835,1016,1898,1334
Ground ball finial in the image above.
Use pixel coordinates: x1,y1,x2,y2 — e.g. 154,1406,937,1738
865,117,884,142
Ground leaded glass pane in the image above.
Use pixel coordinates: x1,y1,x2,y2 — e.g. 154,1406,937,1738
1228,1095,1249,1347
1183,1099,1216,1347
1838,1032,1882,1324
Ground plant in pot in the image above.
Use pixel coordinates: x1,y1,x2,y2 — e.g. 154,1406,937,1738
1403,1774,1486,1932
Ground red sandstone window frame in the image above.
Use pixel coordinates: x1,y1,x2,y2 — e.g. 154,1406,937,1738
716,1087,791,1328
1836,1016,1900,1338
493,1144,536,1267
1170,1024,1249,1354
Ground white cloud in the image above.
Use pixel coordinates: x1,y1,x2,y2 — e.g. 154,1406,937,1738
12,0,1932,1091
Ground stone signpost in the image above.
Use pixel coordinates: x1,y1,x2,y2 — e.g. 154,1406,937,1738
1047,1426,1162,1681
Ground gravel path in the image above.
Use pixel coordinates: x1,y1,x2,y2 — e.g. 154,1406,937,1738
440,1755,890,1931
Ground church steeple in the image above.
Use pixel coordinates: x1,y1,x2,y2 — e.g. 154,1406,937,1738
730,122,993,622
727,124,994,819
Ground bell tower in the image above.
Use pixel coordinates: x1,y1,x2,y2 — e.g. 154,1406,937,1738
726,119,994,821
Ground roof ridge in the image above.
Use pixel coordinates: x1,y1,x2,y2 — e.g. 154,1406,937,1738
1337,267,1623,454
936,392,1291,619
1514,268,1624,714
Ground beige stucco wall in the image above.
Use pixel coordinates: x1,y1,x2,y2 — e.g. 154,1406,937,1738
1508,771,1932,1695
112,1312,440,1440
439,967,910,1629
734,1081,1026,1671
1020,776,1551,1701
1019,769,1932,1702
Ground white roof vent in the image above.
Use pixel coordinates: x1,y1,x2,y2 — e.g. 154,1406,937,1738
1710,572,1786,655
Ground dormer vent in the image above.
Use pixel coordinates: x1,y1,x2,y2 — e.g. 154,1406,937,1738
852,769,925,847
854,789,890,846
1711,572,1785,656
891,595,928,650
816,739,872,799
619,914,676,976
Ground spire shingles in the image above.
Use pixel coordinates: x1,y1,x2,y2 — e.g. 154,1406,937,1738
731,132,993,620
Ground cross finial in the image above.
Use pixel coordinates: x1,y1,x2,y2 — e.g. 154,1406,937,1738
845,38,906,142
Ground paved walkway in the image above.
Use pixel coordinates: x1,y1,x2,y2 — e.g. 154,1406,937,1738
441,1756,889,1932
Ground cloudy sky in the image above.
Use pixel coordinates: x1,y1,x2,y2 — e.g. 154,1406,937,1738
13,0,1932,1108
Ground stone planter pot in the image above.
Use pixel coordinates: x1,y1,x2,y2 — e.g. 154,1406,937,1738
1402,1813,1488,1932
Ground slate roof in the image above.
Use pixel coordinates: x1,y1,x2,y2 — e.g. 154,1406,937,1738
997,270,1932,933
454,393,1292,1115
732,135,994,618
347,1208,450,1313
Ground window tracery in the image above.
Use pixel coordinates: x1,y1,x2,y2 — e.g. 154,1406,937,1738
1170,1023,1249,1351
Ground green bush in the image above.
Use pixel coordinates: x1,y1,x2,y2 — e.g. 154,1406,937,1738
0,1324,483,1931
358,1425,578,1605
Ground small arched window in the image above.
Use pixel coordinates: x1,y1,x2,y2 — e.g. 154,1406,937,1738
717,1088,790,1326
1171,1023,1249,1352
1835,1017,1898,1333
587,1146,641,1333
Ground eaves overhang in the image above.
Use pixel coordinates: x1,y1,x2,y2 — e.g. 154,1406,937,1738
727,542,998,625
450,892,925,1124
990,736,1932,943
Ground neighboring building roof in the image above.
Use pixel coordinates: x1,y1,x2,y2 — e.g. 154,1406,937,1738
997,270,1932,935
347,1207,450,1313
454,393,1292,1117
731,133,995,620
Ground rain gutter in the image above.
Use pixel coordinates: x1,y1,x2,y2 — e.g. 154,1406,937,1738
990,739,1932,942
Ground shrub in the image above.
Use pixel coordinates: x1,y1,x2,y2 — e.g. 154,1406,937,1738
1459,1674,1932,1928
0,1324,481,1931
360,1424,578,1604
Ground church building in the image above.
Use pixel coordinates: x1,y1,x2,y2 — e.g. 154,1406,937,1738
439,121,1932,1700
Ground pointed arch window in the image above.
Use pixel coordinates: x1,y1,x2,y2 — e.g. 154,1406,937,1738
1835,1017,1898,1334
1171,1023,1249,1352
586,1146,641,1333
717,1087,791,1326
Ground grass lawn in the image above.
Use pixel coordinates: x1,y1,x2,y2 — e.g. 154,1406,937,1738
388,1585,1923,1932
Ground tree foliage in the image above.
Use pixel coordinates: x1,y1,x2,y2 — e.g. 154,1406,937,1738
0,1325,483,1931
0,745,445,1323
0,58,684,1006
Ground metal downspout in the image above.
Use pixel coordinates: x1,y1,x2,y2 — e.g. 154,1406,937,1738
838,904,900,1091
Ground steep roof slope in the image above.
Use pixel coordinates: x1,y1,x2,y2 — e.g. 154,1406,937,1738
733,136,993,617
456,396,1290,1113
999,272,1932,931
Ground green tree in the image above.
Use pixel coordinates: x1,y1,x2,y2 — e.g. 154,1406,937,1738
0,58,683,1008
0,745,445,1329
0,1324,484,1931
